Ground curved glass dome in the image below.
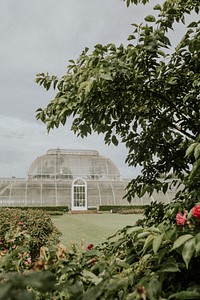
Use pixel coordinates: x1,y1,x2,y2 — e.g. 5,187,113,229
28,149,121,181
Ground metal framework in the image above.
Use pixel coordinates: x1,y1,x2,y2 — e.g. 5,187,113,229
0,149,180,209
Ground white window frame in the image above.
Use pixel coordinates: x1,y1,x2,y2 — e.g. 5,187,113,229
71,178,87,210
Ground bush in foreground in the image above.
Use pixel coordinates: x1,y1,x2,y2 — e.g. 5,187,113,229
0,208,61,267
1,200,200,299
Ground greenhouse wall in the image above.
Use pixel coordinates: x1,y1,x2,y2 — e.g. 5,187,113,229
0,149,181,209
0,177,178,208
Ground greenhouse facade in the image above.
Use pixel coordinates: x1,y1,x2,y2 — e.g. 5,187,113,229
0,149,177,209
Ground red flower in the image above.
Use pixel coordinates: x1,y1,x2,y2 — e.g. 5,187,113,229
86,243,94,251
192,204,200,220
176,212,187,226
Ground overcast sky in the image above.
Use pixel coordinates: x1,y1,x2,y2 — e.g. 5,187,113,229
0,0,194,179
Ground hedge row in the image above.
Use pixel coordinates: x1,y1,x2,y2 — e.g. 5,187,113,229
99,205,148,211
0,206,69,212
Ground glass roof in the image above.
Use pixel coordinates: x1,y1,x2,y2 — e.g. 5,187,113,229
28,149,121,181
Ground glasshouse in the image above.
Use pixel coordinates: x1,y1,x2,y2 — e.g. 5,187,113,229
0,149,178,209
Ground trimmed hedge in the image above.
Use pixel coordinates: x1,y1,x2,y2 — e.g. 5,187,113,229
0,206,69,212
99,205,148,211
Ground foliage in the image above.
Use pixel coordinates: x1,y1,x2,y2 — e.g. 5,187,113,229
36,0,200,200
7,0,198,298
0,186,200,299
0,208,61,265
117,208,144,214
142,201,166,226
2,206,69,212
1,202,200,299
99,205,147,211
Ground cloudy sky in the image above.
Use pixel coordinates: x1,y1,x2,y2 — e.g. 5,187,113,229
0,0,194,179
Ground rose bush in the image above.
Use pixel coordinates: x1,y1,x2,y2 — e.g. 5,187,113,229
1,200,200,299
0,208,61,270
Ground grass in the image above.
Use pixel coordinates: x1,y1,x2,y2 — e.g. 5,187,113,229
51,212,143,247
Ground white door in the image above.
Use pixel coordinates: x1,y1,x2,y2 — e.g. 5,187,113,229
71,178,87,210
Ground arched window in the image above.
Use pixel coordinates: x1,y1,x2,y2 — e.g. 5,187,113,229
71,178,87,210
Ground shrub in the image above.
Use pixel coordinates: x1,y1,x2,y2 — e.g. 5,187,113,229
99,205,147,212
1,203,200,300
1,206,69,212
117,208,144,214
0,208,61,267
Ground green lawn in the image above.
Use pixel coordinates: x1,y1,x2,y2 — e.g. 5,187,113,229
51,213,142,247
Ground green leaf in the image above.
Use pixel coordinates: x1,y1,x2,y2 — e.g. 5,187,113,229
85,79,94,95
195,233,200,255
143,234,154,252
157,49,166,57
187,21,198,28
116,259,130,269
147,278,162,300
131,23,139,27
144,15,156,22
167,8,177,14
182,238,195,268
84,249,98,257
153,4,162,11
111,135,119,146
137,231,150,239
167,76,177,85
82,270,101,284
53,79,58,89
169,291,200,299
159,262,181,273
140,253,151,263
162,182,168,194
127,34,136,40
78,81,88,92
59,107,68,117
172,234,193,250
112,237,127,251
100,73,112,81
157,246,170,262
189,159,200,179
127,226,143,234
194,143,200,160
153,233,164,254
185,143,198,157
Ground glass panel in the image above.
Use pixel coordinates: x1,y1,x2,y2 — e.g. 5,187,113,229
73,185,85,207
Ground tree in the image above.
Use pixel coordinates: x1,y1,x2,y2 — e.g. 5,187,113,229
36,0,200,201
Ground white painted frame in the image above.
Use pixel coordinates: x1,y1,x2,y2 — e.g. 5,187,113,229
71,178,87,210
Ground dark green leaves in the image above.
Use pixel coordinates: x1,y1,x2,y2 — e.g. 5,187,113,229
144,15,156,22
36,0,200,200
123,0,149,7
169,291,200,299
154,4,162,11
111,135,119,146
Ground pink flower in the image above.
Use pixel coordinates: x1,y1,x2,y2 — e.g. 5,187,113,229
25,257,32,265
192,204,200,220
87,258,96,265
86,243,94,251
176,212,187,226
17,221,23,225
